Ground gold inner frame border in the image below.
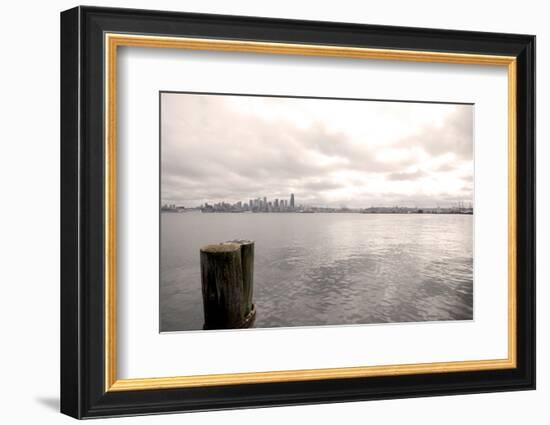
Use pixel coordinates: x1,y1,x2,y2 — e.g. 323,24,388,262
104,33,517,392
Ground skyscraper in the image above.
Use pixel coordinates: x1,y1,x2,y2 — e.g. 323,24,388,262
290,193,295,209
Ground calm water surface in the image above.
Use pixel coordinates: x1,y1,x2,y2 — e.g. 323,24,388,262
160,213,473,331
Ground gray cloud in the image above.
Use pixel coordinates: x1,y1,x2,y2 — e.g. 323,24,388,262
161,94,473,208
396,106,473,160
386,169,428,181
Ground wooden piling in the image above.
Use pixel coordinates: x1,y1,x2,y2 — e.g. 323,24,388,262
200,241,256,330
225,240,254,316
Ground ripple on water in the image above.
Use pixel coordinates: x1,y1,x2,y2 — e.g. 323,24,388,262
160,213,473,331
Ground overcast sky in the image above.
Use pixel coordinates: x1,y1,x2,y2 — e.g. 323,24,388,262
161,93,473,208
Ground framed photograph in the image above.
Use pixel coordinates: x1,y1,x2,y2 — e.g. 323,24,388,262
60,6,535,419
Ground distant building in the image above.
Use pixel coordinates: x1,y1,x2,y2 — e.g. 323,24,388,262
290,193,295,208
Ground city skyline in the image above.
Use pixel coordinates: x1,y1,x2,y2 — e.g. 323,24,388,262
161,93,473,208
161,191,473,214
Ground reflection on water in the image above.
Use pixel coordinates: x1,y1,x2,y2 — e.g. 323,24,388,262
160,213,473,332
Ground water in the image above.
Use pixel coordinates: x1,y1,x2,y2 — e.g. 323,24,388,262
160,212,473,332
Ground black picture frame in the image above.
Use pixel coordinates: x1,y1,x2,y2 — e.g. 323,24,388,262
61,5,535,419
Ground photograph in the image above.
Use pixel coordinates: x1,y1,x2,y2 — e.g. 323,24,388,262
58,5,536,419
160,92,474,332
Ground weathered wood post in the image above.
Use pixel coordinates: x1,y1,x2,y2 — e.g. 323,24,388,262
200,241,256,330
226,240,254,317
